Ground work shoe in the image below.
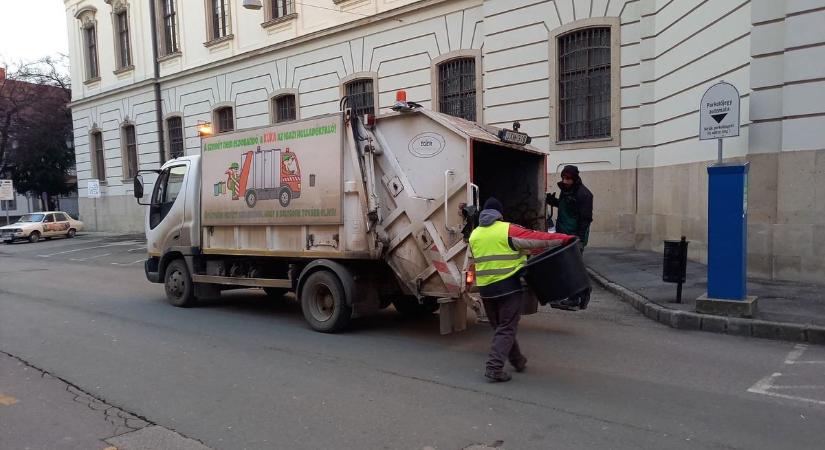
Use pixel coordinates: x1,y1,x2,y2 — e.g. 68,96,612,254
578,292,591,310
511,357,527,373
549,298,579,311
484,370,512,383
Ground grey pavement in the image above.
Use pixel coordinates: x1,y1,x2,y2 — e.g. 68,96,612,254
0,351,209,450
2,235,825,449
585,247,825,342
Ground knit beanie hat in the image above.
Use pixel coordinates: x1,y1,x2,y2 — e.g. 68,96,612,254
483,197,504,214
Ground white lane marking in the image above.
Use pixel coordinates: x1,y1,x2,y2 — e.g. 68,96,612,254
111,259,144,266
771,385,825,390
69,253,111,262
791,361,825,365
127,246,147,253
784,344,808,365
37,241,140,257
748,374,825,406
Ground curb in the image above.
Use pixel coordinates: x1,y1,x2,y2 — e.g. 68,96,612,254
586,267,825,345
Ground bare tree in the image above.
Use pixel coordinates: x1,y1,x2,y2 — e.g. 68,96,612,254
0,56,73,209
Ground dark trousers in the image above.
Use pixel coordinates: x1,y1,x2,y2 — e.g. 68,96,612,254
482,291,525,373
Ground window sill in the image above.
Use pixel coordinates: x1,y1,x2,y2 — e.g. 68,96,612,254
83,77,101,86
157,51,182,63
556,137,613,145
552,136,619,151
261,13,297,29
204,34,234,48
113,65,134,76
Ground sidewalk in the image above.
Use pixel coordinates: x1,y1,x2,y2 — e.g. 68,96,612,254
0,351,210,450
585,247,825,344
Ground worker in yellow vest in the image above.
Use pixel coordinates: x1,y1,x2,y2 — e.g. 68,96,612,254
469,197,576,382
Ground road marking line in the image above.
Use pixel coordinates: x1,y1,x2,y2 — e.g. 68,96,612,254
784,344,808,365
771,385,825,390
70,253,111,262
749,372,825,406
111,259,144,266
0,393,18,406
127,246,147,253
791,361,825,365
37,241,140,258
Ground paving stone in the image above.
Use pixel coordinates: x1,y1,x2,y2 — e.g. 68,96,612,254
726,318,753,337
751,320,781,339
805,326,825,344
671,311,701,330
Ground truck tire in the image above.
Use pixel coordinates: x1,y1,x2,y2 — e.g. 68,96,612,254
300,271,351,333
278,186,292,208
392,296,439,317
164,259,197,307
245,189,258,208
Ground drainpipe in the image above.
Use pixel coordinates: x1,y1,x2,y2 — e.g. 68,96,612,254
148,0,166,165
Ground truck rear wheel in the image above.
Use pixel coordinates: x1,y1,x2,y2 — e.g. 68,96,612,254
164,259,197,307
300,271,351,333
245,189,258,208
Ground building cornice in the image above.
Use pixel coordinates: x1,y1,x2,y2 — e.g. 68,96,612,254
68,0,477,107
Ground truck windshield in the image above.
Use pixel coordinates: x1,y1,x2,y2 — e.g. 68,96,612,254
19,214,45,223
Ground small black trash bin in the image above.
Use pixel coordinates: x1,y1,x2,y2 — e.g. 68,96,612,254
662,236,689,303
522,239,591,305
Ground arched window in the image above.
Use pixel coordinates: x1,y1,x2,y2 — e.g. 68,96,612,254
121,123,138,179
109,0,132,70
75,8,100,81
272,94,297,123
344,78,376,117
557,27,612,141
215,106,234,133
436,57,477,122
166,116,184,158
90,130,106,182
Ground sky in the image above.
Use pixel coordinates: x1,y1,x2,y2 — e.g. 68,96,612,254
0,0,69,68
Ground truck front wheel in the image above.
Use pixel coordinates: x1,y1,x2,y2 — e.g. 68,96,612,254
278,186,292,208
164,259,197,307
300,271,351,333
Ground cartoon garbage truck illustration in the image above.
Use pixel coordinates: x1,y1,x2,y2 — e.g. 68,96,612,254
238,146,302,208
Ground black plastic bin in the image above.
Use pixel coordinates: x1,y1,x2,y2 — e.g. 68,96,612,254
522,239,591,305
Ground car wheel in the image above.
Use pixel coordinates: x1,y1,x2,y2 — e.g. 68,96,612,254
164,259,197,307
3,240,12,245
279,186,292,208
66,228,76,238
28,231,40,243
300,271,351,333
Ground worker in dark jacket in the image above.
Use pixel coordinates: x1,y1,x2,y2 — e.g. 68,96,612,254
469,197,576,382
546,165,594,310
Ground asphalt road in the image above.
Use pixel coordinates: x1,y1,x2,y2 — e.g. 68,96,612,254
1,234,824,450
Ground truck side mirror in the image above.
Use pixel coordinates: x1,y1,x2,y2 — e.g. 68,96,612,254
134,175,146,204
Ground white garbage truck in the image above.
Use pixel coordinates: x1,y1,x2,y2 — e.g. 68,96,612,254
134,99,547,334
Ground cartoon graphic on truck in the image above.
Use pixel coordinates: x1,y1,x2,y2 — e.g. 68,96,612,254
238,146,302,208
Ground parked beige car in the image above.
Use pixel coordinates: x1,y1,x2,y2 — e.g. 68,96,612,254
1,211,84,244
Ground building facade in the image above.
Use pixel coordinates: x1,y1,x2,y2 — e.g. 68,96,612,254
64,0,825,283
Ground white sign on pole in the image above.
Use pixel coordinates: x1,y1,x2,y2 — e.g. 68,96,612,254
700,81,740,141
0,180,13,201
87,179,101,198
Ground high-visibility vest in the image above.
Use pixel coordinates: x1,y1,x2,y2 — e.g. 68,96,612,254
468,221,526,287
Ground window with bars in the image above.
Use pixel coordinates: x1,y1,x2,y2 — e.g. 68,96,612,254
210,0,231,40
92,131,106,182
167,116,184,158
161,0,179,55
270,0,294,19
84,25,99,79
438,58,477,122
273,95,297,123
557,27,611,142
345,79,375,118
123,125,138,179
216,107,234,133
114,10,132,68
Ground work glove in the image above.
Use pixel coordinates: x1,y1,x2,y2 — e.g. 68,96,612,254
545,192,558,205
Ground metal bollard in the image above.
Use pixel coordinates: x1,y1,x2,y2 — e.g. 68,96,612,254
663,236,689,303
